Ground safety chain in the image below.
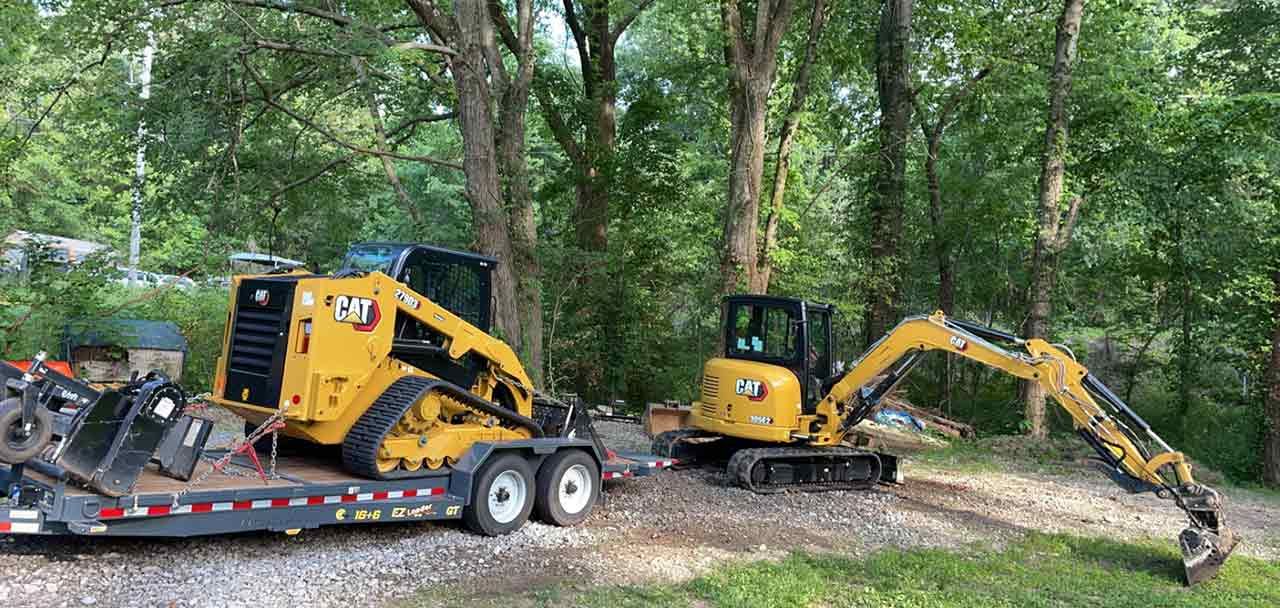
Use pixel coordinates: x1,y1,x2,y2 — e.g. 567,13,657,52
169,405,290,507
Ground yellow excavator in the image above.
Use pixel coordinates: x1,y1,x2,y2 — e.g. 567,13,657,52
653,295,1238,584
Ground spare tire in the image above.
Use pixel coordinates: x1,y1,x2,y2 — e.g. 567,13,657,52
0,397,53,464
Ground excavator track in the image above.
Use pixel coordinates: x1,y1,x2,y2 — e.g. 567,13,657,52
342,376,450,480
728,446,883,494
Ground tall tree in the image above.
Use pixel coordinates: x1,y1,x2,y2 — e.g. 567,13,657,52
719,0,798,296
407,0,542,382
756,0,831,293
1023,0,1085,438
489,0,544,384
1267,270,1280,484
863,0,914,344
127,26,155,285
538,0,657,254
914,66,991,315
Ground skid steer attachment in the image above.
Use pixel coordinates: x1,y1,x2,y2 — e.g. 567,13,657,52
1,355,209,497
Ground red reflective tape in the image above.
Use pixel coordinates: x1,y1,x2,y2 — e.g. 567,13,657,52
403,489,418,498
430,487,445,496
372,491,389,500
233,501,253,510
99,508,125,519
191,503,214,513
340,494,358,503
307,496,325,506
147,506,171,516
0,522,10,532
270,498,290,508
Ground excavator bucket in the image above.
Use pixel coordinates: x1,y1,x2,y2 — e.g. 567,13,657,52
1180,525,1239,586
1177,484,1238,585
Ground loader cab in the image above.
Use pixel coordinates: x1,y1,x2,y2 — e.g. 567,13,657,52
722,295,834,413
340,242,495,332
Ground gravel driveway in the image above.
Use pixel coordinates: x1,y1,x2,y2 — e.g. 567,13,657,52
3,420,1276,607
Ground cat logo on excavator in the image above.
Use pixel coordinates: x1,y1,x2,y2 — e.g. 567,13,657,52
735,378,768,401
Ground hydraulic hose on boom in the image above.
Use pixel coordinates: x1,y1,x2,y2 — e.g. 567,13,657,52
811,312,1237,584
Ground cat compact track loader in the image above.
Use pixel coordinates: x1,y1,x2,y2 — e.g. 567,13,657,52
654,295,1237,584
1,243,674,541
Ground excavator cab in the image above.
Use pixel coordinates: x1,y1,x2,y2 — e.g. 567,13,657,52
722,295,834,413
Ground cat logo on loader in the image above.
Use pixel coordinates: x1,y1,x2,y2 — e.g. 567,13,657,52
333,295,380,331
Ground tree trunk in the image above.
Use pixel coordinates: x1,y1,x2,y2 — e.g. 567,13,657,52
489,0,544,386
719,0,796,297
128,28,156,284
448,0,524,351
722,82,771,295
864,0,914,345
574,2,617,254
1264,269,1280,485
1024,0,1085,439
542,0,656,255
757,0,829,293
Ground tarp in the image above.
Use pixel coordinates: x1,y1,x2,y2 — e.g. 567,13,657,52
63,320,188,353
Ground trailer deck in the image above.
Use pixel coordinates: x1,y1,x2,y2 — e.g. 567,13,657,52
0,448,672,537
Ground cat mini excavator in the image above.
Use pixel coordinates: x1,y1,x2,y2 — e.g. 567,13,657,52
653,295,1238,584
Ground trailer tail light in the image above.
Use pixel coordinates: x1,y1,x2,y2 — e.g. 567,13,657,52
297,319,312,353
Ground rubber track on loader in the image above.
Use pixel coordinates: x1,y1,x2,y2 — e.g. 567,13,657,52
728,446,883,494
342,376,444,480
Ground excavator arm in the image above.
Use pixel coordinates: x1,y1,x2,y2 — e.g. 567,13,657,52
813,312,1237,584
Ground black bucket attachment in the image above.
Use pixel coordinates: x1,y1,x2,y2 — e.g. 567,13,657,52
1177,484,1239,585
1180,525,1239,586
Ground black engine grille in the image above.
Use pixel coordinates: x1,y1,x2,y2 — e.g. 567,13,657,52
224,278,297,408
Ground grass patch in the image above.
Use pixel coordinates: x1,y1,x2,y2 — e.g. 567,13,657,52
911,434,1092,476
404,533,1280,608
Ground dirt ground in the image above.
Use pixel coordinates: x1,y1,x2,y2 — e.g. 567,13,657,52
2,420,1276,607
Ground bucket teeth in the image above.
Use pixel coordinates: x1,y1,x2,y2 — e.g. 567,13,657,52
1180,526,1239,586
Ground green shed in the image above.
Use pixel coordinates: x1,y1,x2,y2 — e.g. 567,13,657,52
62,320,188,383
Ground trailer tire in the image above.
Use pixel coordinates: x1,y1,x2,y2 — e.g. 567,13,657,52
0,398,53,464
533,449,599,527
463,452,535,536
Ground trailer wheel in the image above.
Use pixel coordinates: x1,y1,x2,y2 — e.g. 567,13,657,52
0,398,53,464
534,449,599,527
463,452,535,536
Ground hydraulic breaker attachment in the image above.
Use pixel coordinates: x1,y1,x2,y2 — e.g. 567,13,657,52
1176,484,1239,586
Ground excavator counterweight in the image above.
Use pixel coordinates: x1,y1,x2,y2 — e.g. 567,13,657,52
656,297,1237,584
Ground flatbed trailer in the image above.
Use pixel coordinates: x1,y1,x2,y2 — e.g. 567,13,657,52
0,443,673,538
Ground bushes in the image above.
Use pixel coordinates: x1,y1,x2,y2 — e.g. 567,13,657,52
1,254,229,393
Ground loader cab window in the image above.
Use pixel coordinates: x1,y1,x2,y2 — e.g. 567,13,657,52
341,244,401,274
396,248,492,333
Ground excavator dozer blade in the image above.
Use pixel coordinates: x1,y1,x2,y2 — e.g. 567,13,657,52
1179,525,1239,586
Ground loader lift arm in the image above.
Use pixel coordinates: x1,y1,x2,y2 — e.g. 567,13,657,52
812,312,1237,584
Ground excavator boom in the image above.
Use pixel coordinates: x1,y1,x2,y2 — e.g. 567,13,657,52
812,312,1237,584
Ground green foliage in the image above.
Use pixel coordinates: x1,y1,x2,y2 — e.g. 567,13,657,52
1,0,1276,480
